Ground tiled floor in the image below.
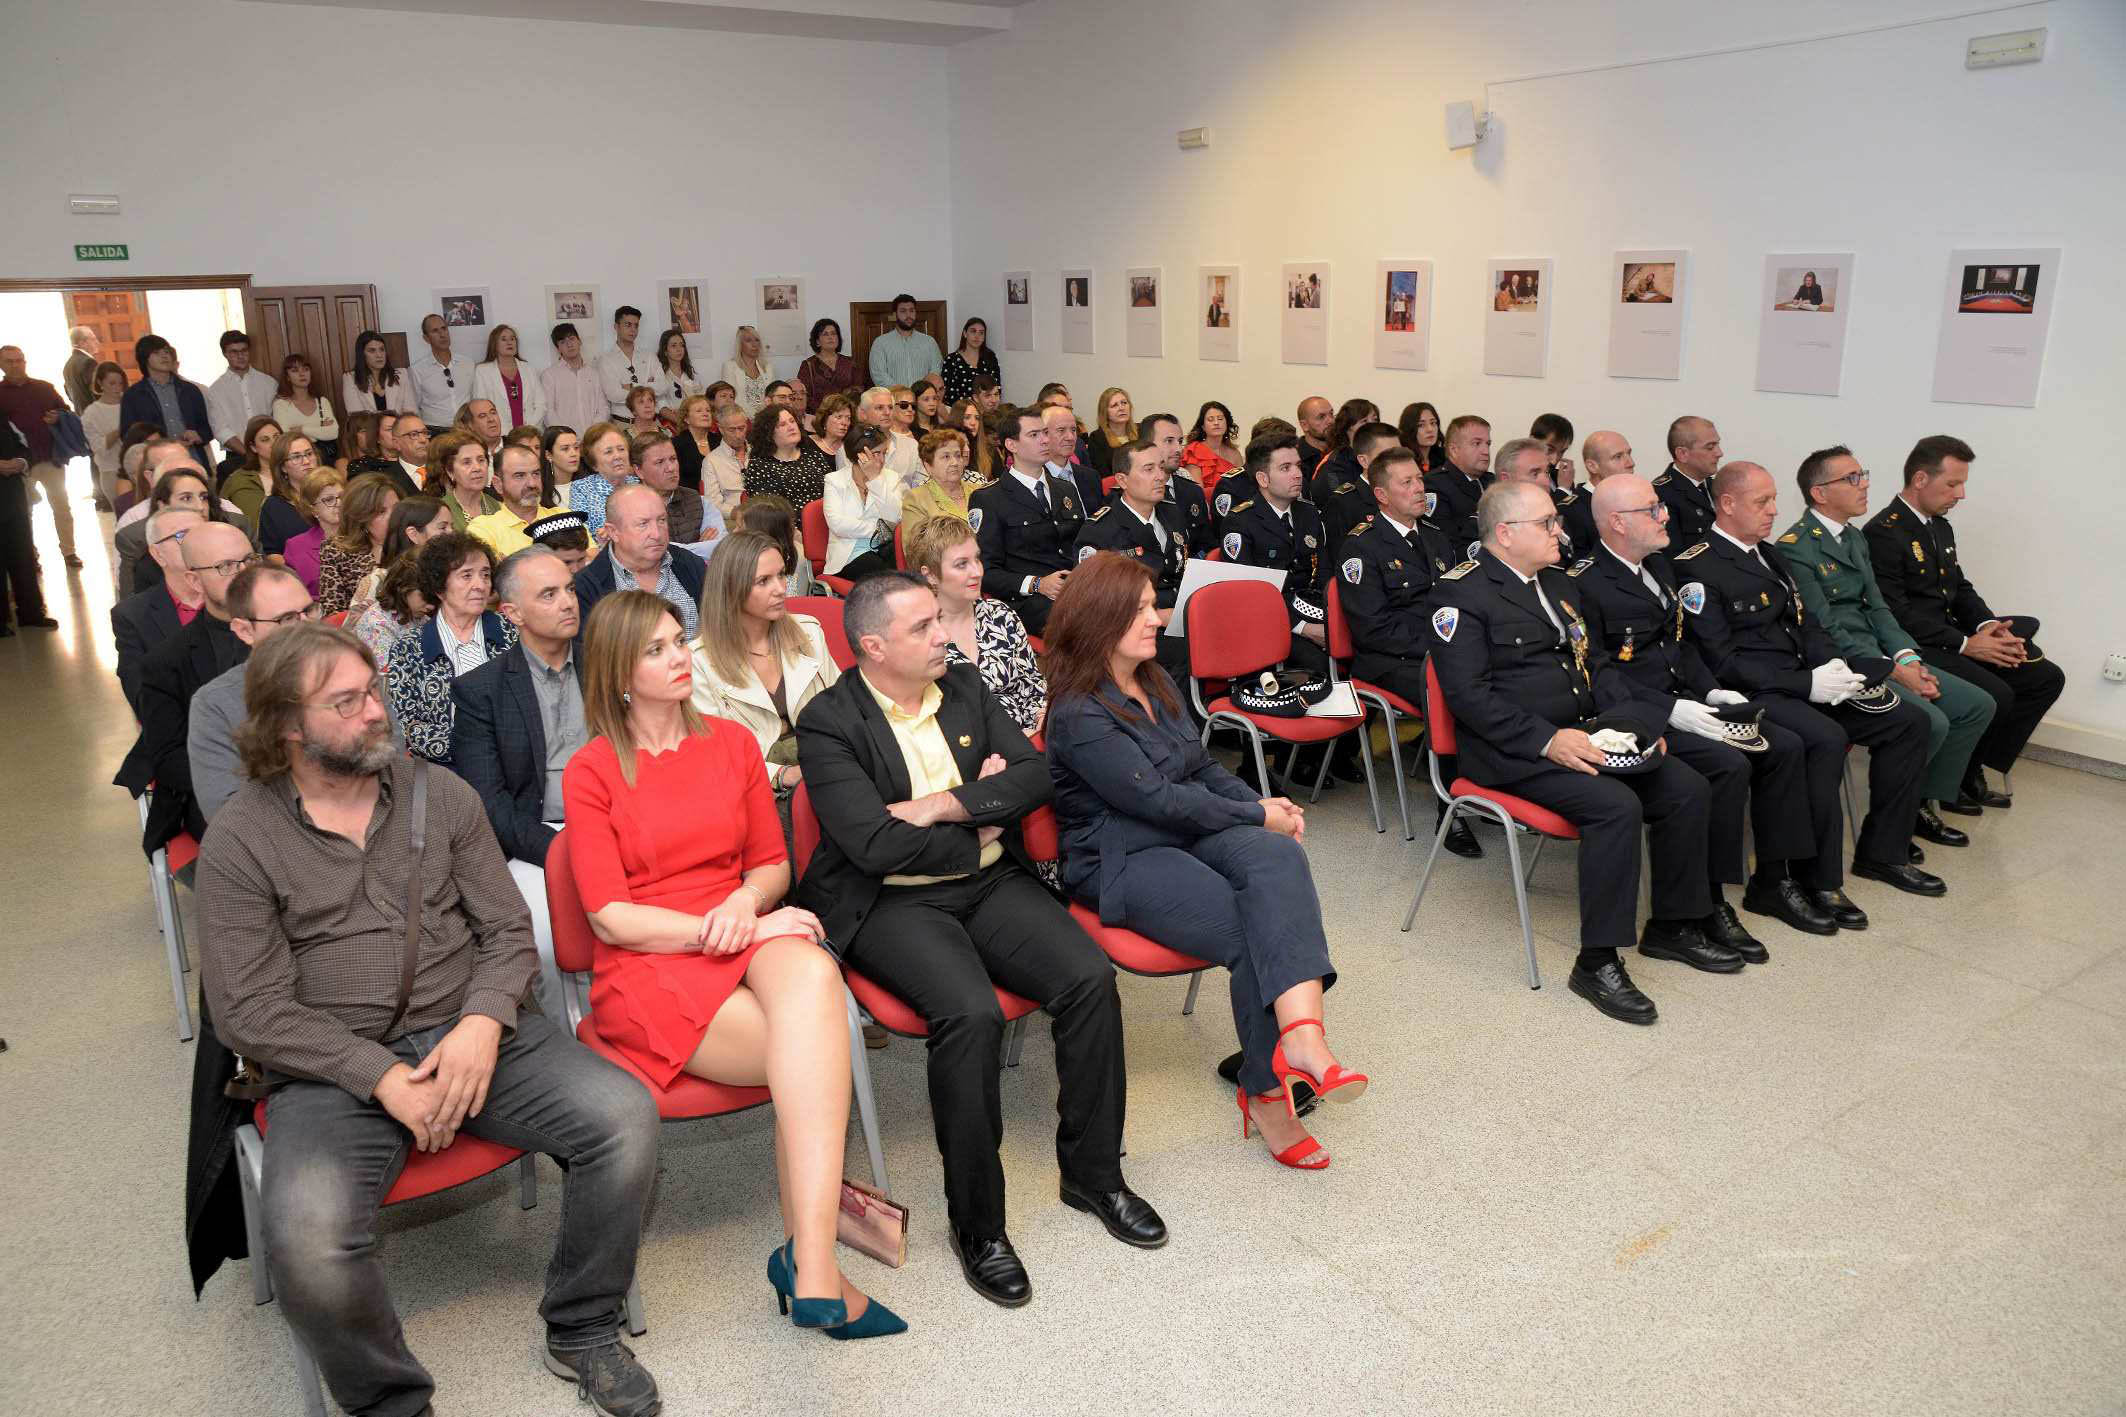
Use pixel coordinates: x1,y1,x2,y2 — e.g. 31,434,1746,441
4,491,2122,1415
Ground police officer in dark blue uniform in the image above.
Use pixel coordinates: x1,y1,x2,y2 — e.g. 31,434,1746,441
1138,412,1214,558
1423,413,1495,555
1652,415,1722,550
1217,433,1331,677
1426,480,1732,1025
1568,473,1854,940
1076,439,1190,679
969,406,1085,634
1317,422,1403,558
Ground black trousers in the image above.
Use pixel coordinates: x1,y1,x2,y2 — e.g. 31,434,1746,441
841,861,1125,1239
0,474,45,626
1736,698,1851,889
1917,646,2064,775
1494,755,1713,953
1665,718,1818,885
835,548,895,582
1760,690,1929,869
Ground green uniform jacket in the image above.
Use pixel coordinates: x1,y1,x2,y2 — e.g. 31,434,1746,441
1772,510,1916,662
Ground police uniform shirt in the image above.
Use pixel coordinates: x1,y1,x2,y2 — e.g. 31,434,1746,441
1567,543,1718,717
1423,465,1491,555
1075,497,1188,606
1336,511,1456,663
1652,464,1717,549
1863,494,1999,652
1671,527,1842,699
1220,495,1329,630
968,466,1084,601
1319,470,1379,560
1161,473,1214,557
1207,471,1254,525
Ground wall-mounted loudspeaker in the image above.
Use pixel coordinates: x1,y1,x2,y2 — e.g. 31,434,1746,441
1444,101,1488,151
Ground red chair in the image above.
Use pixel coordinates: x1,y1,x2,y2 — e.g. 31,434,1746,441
324,611,347,628
787,595,854,670
1399,659,1580,990
139,788,195,1040
792,786,1040,1067
892,523,906,570
541,830,890,1324
800,500,853,594
1100,475,1118,495
1184,579,1375,809
1019,805,1212,1016
1324,579,1424,840
234,1100,539,1416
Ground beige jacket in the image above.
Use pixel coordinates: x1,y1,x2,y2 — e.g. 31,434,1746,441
689,613,839,760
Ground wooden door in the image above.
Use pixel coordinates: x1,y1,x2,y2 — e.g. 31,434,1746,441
63,290,149,377
243,284,380,411
848,299,949,383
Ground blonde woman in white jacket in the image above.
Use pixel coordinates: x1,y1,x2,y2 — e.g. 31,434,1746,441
690,530,840,803
472,324,548,431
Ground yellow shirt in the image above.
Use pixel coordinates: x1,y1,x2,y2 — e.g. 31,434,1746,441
864,673,1002,884
900,477,974,543
466,503,566,557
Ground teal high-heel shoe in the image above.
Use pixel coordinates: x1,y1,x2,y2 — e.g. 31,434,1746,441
766,1239,906,1339
767,1239,845,1329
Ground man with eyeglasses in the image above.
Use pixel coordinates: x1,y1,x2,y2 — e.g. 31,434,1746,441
189,565,333,821
1427,479,1719,1025
113,508,206,712
409,314,473,432
1775,445,1995,858
127,522,259,860
856,386,920,478
1653,416,1723,549
389,413,431,498
196,622,664,1417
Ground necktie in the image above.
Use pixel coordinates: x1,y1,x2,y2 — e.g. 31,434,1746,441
1641,567,1668,606
1037,480,1051,515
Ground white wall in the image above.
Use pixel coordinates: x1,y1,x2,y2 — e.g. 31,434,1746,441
947,0,2126,760
1,0,954,375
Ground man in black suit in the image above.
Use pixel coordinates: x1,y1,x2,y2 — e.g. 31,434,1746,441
1424,414,1495,554
1427,481,1728,1025
968,407,1084,634
1138,412,1213,557
1652,415,1723,549
1865,435,2064,809
1219,433,1332,676
0,412,56,635
113,508,206,713
1676,461,1942,897
1569,474,1854,940
452,545,588,1019
795,572,1164,1308
570,483,708,630
129,522,256,860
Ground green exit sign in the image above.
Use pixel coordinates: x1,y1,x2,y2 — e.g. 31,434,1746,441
75,243,129,262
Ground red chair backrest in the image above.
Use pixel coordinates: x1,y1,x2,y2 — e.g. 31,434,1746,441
1424,657,1457,755
787,596,853,669
544,831,601,975
791,784,821,878
1100,476,1118,495
800,499,828,575
325,611,348,628
892,523,906,570
1186,579,1288,680
1021,803,1060,863
1323,578,1356,660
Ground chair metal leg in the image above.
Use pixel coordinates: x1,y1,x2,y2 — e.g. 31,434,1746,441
1180,970,1203,1016
1381,708,1413,840
1841,757,1860,854
164,871,195,1042
1354,714,1384,834
1303,737,1333,803
517,1154,537,1210
1502,821,1543,990
623,1277,647,1336
1003,1016,1026,1068
1401,804,1459,931
844,991,889,1190
1523,834,1547,884
292,1333,328,1417
140,796,166,937
234,1124,273,1306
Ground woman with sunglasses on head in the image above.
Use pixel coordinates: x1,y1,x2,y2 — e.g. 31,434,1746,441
473,324,546,433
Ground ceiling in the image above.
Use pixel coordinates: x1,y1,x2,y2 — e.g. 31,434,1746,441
248,0,1036,47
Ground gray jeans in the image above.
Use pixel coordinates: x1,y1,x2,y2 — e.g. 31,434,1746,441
260,1010,659,1417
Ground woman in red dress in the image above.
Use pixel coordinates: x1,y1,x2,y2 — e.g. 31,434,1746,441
564,589,905,1340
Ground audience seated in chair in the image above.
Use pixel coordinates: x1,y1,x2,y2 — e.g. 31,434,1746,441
906,513,1046,738
189,564,321,823
571,483,708,633
385,532,516,764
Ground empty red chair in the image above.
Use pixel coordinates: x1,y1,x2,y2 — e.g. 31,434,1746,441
1323,579,1423,840
786,595,854,670
892,522,906,570
1399,658,1580,990
1184,579,1374,809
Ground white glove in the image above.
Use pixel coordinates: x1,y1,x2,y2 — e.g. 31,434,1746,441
1706,689,1748,707
1808,662,1866,704
1667,699,1726,741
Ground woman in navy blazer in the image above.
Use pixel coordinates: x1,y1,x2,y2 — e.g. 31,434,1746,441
1042,553,1368,1170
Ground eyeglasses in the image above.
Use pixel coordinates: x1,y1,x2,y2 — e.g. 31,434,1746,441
1502,514,1563,532
309,677,386,718
244,602,320,628
315,494,343,508
151,526,192,547
1616,504,1668,519
894,401,914,409
1813,469,1871,489
285,449,319,463
189,553,264,578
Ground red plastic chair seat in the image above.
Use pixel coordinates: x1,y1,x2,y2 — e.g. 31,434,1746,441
573,1017,771,1120
1067,904,1213,976
166,832,200,875
844,968,1039,1039
1448,778,1582,840
1201,699,1360,743
254,1102,527,1205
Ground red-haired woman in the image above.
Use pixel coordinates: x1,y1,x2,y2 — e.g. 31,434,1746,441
1041,553,1366,1171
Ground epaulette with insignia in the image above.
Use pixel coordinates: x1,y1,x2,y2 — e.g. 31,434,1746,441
1777,532,1798,544
1231,500,1254,514
1567,557,1593,577
1881,507,1903,523
1439,559,1478,580
1652,472,1673,486
1335,482,1356,495
1557,488,1578,505
1350,516,1376,535
1089,505,1109,520
1673,542,1708,560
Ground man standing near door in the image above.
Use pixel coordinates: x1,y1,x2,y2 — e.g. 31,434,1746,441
64,326,100,412
867,295,942,388
205,330,281,448
408,314,473,433
0,403,58,632
0,344,80,570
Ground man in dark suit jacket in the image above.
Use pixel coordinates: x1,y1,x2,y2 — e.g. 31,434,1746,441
570,484,707,629
968,408,1084,634
113,518,201,716
795,571,1165,1309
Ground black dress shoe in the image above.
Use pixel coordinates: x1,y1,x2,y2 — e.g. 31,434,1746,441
1809,888,1868,930
1742,876,1837,936
1937,794,1984,817
1908,841,1926,865
1914,804,1969,847
0,624,13,638
1216,1052,1317,1115
1638,919,1744,973
1852,858,1948,896
1962,768,2011,809
1059,1180,1168,1249
1439,813,1482,859
1700,902,1769,963
1568,959,1657,1024
949,1228,1032,1307
16,615,58,629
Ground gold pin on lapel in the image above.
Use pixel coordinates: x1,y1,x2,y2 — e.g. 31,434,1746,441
957,734,973,747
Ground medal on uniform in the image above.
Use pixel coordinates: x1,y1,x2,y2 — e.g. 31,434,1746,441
1911,540,1924,563
1619,631,1635,663
1760,591,1770,606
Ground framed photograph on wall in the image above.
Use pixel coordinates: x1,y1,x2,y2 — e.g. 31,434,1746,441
1280,261,1330,365
1125,267,1162,358
545,285,601,343
1754,253,1853,397
654,280,709,356
752,277,806,359
1608,249,1688,380
1482,260,1551,377
1199,265,1240,362
432,286,491,359
1374,260,1432,371
1003,271,1034,351
1061,269,1094,354
1931,247,2060,407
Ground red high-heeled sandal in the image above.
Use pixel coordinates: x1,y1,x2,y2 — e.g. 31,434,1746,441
1238,1085,1329,1169
1270,1018,1368,1118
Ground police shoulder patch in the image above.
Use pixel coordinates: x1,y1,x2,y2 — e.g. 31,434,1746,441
1672,542,1708,560
1431,606,1460,642
1439,559,1478,581
1557,487,1578,505
1077,544,1097,563
1424,491,1438,518
1341,557,1363,585
1652,471,1673,486
1567,557,1593,577
1350,516,1375,535
1221,531,1243,559
968,507,984,533
1231,500,1254,515
1680,582,1707,615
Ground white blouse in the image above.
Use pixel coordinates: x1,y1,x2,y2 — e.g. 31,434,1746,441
272,394,340,445
719,358,775,415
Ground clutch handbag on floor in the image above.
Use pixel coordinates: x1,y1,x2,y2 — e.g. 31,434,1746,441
837,1179,908,1268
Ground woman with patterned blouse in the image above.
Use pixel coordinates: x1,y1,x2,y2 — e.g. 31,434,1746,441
939,317,1000,405
905,512,1046,738
740,405,833,507
383,532,517,763
317,473,399,617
